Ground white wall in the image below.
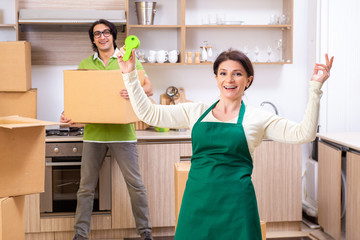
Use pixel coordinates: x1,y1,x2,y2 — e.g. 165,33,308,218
318,0,360,133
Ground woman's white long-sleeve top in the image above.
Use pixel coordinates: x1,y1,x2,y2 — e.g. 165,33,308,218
123,70,323,158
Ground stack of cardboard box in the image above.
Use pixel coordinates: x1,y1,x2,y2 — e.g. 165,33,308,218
0,115,59,240
0,42,56,240
0,41,37,118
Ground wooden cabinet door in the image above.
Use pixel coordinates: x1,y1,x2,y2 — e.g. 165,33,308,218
252,141,302,222
112,142,180,228
346,151,360,240
318,141,342,240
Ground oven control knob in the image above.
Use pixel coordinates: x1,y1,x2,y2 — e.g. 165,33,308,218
73,147,78,153
53,147,60,153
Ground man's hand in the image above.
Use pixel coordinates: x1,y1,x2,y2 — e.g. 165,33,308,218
60,112,73,124
120,89,129,99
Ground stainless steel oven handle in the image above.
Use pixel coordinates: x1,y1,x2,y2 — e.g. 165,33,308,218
45,162,82,166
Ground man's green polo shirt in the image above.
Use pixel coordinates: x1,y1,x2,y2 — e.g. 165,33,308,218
78,49,144,142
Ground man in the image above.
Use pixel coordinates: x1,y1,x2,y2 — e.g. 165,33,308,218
61,19,153,240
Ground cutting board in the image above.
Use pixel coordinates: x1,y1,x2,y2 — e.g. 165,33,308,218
174,88,192,104
160,93,172,105
160,87,192,105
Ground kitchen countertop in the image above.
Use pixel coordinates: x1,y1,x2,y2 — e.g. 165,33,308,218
317,132,360,152
46,129,192,142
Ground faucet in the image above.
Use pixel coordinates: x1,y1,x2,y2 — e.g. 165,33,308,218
260,101,279,115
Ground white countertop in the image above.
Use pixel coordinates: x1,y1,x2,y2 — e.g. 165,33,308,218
46,129,191,142
317,132,360,152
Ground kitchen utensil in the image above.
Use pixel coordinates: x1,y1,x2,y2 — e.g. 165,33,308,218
147,55,156,63
136,49,145,62
266,46,272,62
123,35,140,61
156,55,168,63
169,50,180,56
224,20,244,25
160,93,170,105
186,52,193,63
154,126,170,132
201,46,207,61
174,87,192,104
156,50,169,63
135,1,157,25
207,47,213,58
254,46,260,62
194,52,200,63
166,86,179,104
169,54,178,63
157,50,168,56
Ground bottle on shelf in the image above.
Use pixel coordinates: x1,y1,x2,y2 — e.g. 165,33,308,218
201,47,207,62
194,52,200,63
187,52,193,63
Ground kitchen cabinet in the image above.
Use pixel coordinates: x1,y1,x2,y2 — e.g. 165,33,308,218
345,151,360,240
112,141,185,228
25,133,301,239
16,0,127,65
25,133,192,239
317,133,360,240
126,0,293,65
318,141,342,240
113,139,303,233
252,141,302,232
0,0,19,41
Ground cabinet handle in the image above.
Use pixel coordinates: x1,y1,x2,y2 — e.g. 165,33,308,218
45,162,81,167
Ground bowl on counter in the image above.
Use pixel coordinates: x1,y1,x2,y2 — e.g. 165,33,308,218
154,127,170,132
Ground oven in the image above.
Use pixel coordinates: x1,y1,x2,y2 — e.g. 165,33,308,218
41,128,111,214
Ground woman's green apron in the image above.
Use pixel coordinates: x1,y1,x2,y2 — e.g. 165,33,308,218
175,101,262,240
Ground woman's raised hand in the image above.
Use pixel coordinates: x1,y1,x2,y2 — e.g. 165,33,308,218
311,53,334,83
117,46,136,74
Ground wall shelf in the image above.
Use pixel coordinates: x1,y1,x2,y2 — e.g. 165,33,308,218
126,0,294,65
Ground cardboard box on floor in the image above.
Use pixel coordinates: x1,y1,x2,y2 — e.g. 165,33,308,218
0,41,31,92
0,89,37,118
0,196,25,240
174,162,266,240
64,69,145,124
0,116,59,198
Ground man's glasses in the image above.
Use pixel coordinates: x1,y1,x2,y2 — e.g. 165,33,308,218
93,29,111,39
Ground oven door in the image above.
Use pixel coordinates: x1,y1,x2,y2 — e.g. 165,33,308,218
40,155,111,213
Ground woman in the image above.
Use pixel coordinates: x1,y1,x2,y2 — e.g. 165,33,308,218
117,48,333,239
